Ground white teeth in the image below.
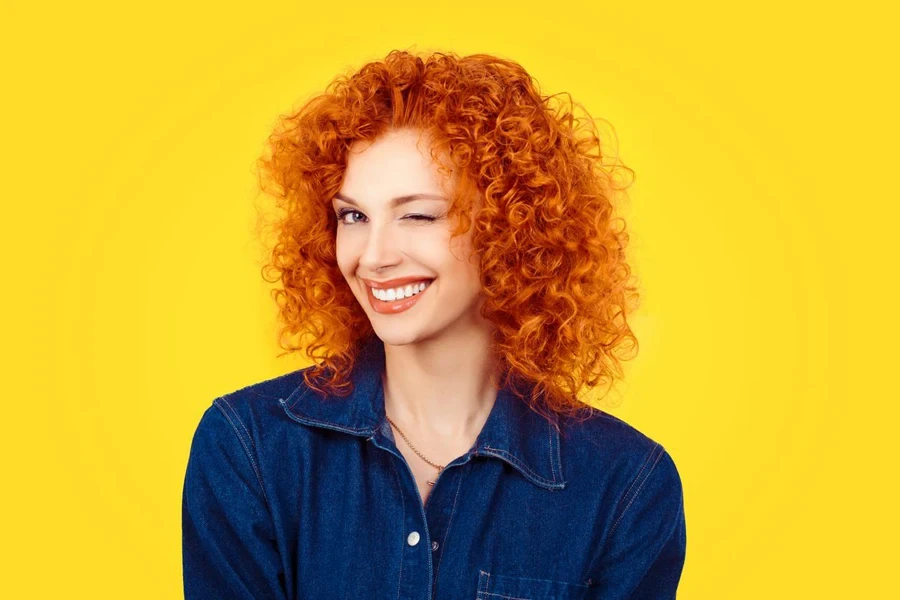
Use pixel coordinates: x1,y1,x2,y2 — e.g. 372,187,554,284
372,280,431,301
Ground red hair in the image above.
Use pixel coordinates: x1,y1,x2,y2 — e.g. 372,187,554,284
254,49,640,422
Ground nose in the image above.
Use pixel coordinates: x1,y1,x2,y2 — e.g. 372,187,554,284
357,221,402,272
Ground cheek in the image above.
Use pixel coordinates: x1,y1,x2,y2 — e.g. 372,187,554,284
334,250,355,282
333,235,356,269
441,257,482,296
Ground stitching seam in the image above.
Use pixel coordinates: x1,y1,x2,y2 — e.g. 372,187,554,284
482,445,563,487
609,446,664,537
610,442,658,523
213,399,269,506
434,463,467,584
386,457,405,600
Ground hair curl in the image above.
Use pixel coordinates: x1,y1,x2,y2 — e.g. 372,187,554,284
254,49,640,423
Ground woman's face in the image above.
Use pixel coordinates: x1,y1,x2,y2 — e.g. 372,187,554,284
332,127,489,348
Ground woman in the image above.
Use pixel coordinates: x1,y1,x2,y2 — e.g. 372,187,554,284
182,50,686,599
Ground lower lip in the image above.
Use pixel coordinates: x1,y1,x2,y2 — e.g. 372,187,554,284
367,280,434,314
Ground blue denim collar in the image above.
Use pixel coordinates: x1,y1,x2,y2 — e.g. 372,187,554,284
279,336,566,490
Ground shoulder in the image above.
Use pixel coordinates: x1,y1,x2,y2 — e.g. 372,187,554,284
560,406,661,455
558,406,683,496
194,367,314,445
219,367,312,404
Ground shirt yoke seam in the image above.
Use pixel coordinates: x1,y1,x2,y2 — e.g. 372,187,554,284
609,441,658,524
608,443,664,538
213,397,270,506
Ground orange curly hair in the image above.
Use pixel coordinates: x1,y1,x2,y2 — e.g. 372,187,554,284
254,49,640,422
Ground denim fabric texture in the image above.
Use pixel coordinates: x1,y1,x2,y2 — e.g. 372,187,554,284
182,336,687,599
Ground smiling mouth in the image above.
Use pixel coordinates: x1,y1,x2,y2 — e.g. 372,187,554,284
366,279,434,314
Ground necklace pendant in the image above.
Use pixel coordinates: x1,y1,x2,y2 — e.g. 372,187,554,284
427,466,444,486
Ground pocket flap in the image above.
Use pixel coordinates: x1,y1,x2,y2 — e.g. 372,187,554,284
476,570,592,600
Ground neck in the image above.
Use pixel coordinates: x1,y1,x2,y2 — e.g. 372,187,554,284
381,330,501,441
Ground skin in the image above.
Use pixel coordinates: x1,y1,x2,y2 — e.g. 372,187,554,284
332,127,502,506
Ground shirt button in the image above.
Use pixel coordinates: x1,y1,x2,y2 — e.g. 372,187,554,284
432,541,439,551
407,531,420,546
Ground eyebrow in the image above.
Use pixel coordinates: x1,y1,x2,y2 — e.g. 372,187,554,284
332,192,449,208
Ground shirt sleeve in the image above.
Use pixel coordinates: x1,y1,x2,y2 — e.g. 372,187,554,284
594,444,687,599
182,401,289,600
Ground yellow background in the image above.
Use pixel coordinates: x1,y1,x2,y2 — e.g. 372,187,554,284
3,1,897,597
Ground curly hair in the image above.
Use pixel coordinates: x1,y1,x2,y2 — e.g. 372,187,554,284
254,49,640,423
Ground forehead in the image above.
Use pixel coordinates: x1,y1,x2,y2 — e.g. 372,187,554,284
339,129,453,201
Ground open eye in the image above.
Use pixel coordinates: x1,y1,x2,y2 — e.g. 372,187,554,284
335,208,364,225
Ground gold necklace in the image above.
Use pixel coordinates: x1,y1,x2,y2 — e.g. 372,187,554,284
385,414,444,486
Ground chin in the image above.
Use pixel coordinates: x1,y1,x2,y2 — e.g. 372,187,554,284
376,331,426,348
374,325,444,349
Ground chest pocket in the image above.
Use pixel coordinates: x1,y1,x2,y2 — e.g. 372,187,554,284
476,570,593,600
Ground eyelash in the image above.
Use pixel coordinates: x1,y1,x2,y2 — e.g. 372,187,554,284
334,208,437,226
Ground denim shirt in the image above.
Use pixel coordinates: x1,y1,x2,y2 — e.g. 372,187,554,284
182,337,687,599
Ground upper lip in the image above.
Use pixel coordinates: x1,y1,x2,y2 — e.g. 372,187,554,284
361,276,434,289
